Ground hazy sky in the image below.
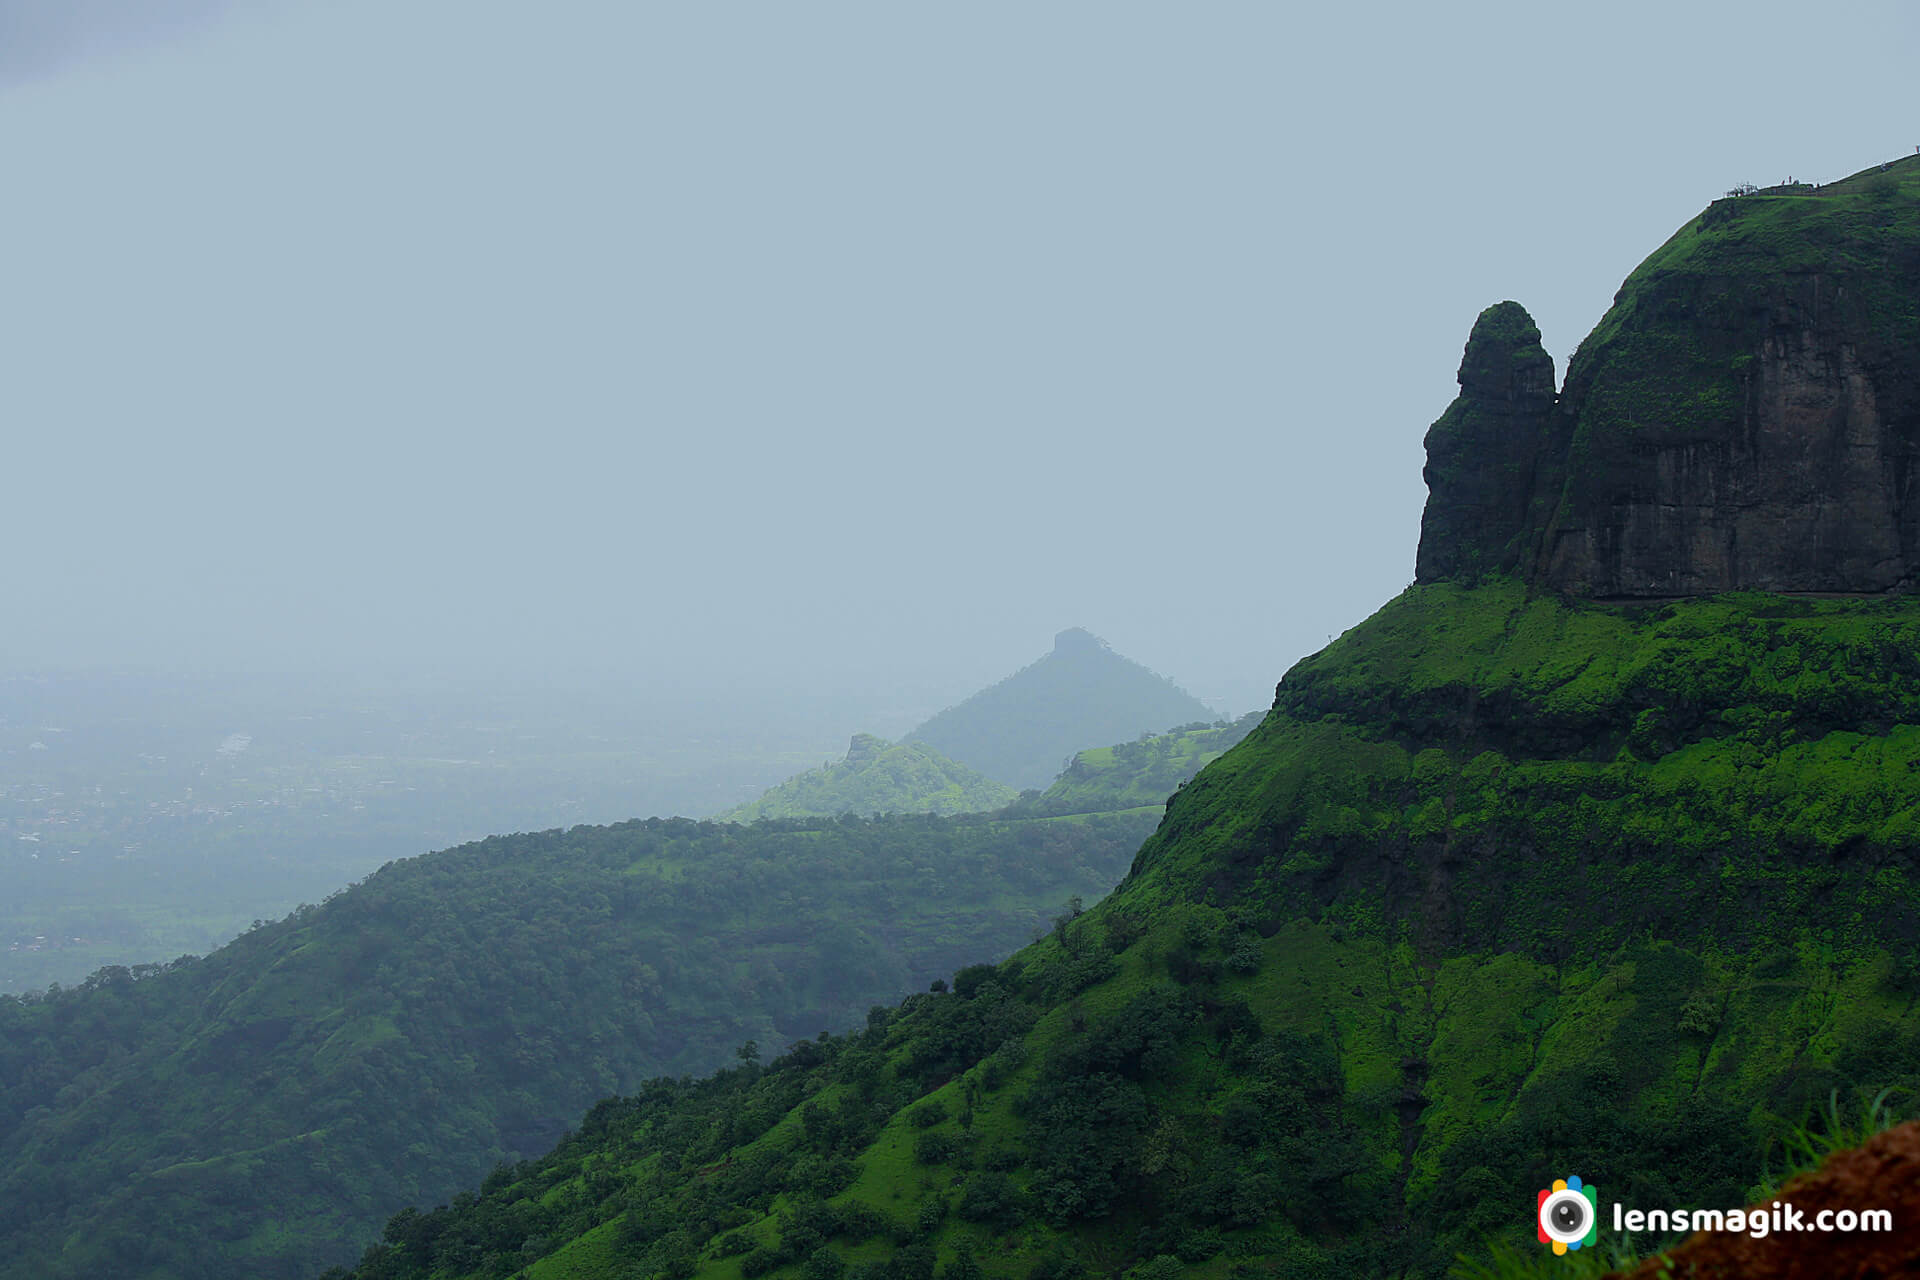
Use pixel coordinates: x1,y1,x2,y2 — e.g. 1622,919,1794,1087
5,1,1916,716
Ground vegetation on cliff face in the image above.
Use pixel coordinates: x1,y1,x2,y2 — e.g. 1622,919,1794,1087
1144,582,1920,957
0,808,1158,1280
719,737,1019,822
1557,152,1920,465
326,586,1920,1280
1581,154,1920,375
907,630,1217,790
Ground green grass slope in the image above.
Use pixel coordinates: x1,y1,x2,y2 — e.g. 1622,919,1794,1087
0,809,1159,1280
719,737,1019,822
328,585,1920,1280
907,630,1216,791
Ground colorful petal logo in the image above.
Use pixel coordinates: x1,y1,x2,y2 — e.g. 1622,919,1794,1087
1536,1175,1599,1255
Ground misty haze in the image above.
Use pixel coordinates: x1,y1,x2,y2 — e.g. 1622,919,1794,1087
4,2,1919,1279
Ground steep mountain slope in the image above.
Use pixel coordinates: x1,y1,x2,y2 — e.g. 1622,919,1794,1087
907,630,1216,790
325,162,1920,1280
0,809,1158,1280
720,737,1018,822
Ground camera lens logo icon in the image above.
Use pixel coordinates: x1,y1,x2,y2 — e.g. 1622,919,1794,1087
1536,1175,1598,1255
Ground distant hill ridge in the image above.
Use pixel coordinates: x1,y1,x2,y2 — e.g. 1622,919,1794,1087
717,735,1017,821
1007,712,1262,818
906,628,1215,790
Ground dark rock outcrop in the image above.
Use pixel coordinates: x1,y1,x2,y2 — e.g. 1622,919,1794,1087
1416,155,1920,596
1413,302,1559,583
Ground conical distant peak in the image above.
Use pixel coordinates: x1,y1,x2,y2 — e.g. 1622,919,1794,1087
907,627,1212,789
1052,627,1107,658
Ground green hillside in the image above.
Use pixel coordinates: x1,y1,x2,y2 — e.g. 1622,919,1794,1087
720,737,1019,822
0,809,1160,1280
907,630,1216,791
1010,716,1261,819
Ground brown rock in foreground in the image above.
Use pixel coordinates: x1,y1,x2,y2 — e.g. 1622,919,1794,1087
1607,1121,1920,1280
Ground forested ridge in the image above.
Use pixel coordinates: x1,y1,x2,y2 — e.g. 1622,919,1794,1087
0,808,1158,1279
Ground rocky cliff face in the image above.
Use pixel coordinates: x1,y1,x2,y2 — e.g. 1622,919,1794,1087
1417,155,1920,595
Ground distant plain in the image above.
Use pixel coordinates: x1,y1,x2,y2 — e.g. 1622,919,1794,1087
0,672,935,992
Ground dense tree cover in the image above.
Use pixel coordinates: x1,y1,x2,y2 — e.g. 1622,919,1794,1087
327,934,1397,1280
907,629,1216,790
720,737,1018,822
330,587,1920,1279
0,808,1159,1280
